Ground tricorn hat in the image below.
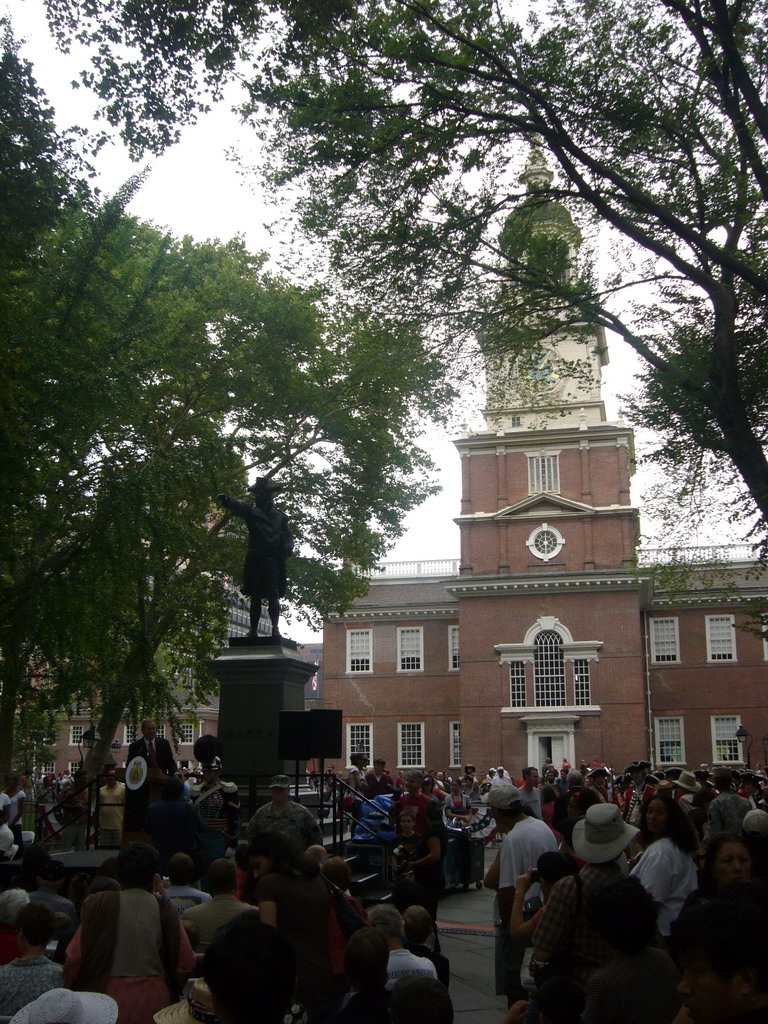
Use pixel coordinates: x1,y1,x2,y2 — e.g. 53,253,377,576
624,760,651,774
248,477,283,494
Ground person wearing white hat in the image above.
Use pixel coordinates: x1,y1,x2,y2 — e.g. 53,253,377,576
9,989,117,1024
532,804,638,984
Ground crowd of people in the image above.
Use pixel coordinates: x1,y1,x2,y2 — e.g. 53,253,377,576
1,752,768,1024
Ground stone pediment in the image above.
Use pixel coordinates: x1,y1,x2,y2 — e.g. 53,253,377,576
493,493,596,519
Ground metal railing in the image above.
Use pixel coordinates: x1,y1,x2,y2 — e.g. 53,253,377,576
364,544,759,580
30,771,386,854
636,543,757,566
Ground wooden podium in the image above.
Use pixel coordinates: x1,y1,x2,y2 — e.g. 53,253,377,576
116,763,173,845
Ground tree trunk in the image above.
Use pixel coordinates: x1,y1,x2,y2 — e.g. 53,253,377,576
0,641,28,778
82,699,128,779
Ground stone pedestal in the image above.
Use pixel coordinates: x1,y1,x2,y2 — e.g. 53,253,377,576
208,638,317,778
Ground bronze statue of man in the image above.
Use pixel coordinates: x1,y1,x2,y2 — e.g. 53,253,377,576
217,478,294,638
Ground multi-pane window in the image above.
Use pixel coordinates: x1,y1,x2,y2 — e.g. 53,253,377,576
712,715,740,763
347,629,373,673
68,762,80,775
706,616,736,661
69,725,84,746
449,626,460,670
155,724,166,739
534,631,566,707
450,721,462,767
39,762,55,774
573,659,592,706
180,724,195,744
347,723,372,764
509,662,527,707
650,618,680,663
398,722,424,768
656,717,684,764
124,724,137,745
528,454,559,494
398,627,423,671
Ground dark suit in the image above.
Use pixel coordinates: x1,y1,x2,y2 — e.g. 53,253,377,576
124,735,178,831
128,735,178,775
146,797,206,872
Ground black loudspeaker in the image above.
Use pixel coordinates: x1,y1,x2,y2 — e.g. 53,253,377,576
277,708,343,760
309,709,343,758
277,711,311,760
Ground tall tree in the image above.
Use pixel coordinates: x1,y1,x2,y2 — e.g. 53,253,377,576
1,37,455,774
38,0,768,545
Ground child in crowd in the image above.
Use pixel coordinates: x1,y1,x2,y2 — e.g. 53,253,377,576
391,810,420,879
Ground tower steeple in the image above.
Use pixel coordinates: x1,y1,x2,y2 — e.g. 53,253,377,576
483,149,608,432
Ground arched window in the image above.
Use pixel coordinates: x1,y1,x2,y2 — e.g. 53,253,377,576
534,630,566,707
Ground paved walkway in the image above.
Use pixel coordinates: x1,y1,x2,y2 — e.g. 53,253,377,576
436,850,507,1024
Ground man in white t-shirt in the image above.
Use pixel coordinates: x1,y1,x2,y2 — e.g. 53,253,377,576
368,904,437,991
489,783,558,1005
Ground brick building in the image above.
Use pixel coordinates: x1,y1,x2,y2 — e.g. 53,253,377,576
321,159,768,776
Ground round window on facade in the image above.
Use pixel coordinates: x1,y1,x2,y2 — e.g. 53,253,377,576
526,522,565,562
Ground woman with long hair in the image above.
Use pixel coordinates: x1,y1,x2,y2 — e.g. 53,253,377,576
63,842,195,1024
249,832,346,1024
630,794,698,936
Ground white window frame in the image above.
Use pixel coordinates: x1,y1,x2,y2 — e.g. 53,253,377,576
397,627,424,672
711,715,742,764
346,628,373,674
528,453,560,494
69,725,84,746
448,626,460,671
398,722,425,769
155,724,166,739
179,724,195,745
533,630,567,708
346,722,373,764
38,762,55,774
124,724,137,745
706,615,737,662
650,617,680,663
573,658,592,706
449,721,462,768
655,716,685,765
68,761,80,775
509,662,527,708
526,522,565,563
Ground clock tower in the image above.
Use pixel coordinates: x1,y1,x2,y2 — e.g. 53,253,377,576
449,152,648,771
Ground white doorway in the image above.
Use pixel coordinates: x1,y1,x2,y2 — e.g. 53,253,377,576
538,734,566,768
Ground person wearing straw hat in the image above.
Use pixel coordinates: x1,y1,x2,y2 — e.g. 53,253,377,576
532,804,639,984
673,768,702,812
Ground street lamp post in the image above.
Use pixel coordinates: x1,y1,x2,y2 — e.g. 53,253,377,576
736,725,753,769
78,726,102,766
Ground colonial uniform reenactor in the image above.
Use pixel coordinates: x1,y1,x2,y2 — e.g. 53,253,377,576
617,760,656,825
189,756,240,868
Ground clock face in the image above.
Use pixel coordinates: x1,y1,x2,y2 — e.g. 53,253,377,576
520,351,562,394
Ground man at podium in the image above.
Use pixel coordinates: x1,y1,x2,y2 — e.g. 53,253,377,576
122,719,178,838
127,720,178,775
